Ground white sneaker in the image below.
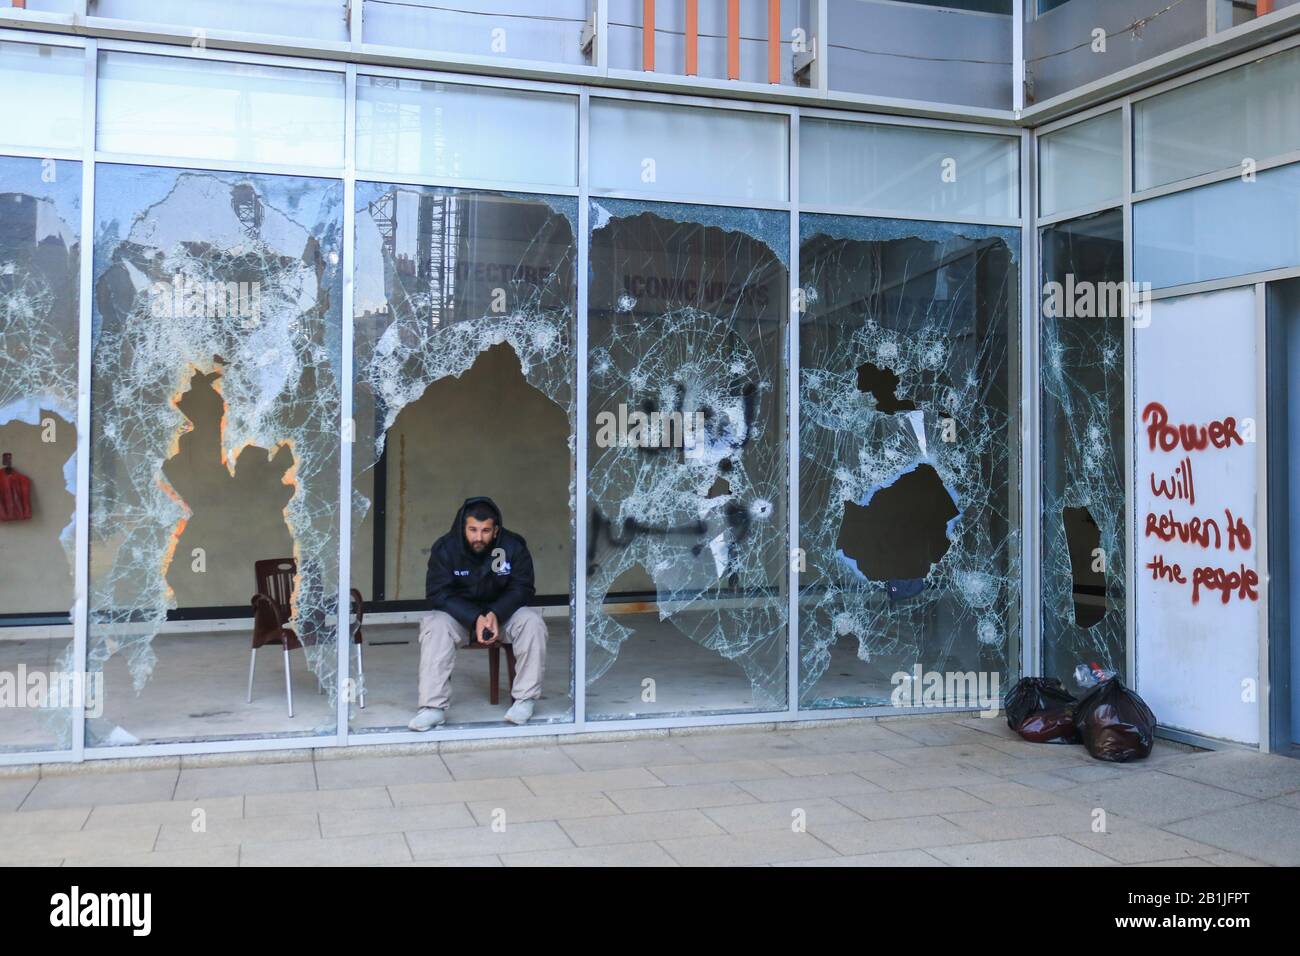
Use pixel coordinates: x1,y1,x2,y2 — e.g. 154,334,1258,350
504,698,535,725
408,707,446,732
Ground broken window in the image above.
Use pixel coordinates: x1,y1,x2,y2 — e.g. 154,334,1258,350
798,216,1021,708
0,155,81,752
351,185,577,729
1040,210,1126,689
585,200,789,717
87,164,344,747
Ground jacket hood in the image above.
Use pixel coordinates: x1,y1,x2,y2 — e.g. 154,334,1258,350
452,496,504,554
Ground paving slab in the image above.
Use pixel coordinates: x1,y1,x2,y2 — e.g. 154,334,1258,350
241,832,412,867
156,812,320,850
775,849,946,867
811,814,982,855
701,796,863,834
1157,750,1300,800
405,820,573,860
1059,772,1258,826
313,754,452,790
388,776,532,807
558,739,699,771
927,835,1117,867
559,808,724,846
440,747,581,781
21,769,178,810
1164,800,1300,867
606,782,758,814
521,766,663,795
833,786,992,821
319,802,476,839
647,759,788,786
735,773,886,803
174,762,316,800
500,842,679,866
244,787,392,816
657,830,839,866
466,791,622,824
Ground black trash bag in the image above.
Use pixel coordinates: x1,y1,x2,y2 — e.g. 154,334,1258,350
1016,707,1080,745
1003,677,1077,732
1075,677,1157,762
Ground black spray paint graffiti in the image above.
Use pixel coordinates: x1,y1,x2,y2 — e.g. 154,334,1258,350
586,498,762,589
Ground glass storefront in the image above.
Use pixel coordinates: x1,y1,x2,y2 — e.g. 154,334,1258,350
0,45,1032,755
1039,209,1126,690
798,217,1022,708
87,164,344,747
0,154,81,753
584,201,790,718
351,185,578,730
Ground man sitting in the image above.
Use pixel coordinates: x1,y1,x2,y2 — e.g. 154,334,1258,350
409,496,547,730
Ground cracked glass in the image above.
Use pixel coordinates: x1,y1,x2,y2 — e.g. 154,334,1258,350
351,184,577,730
87,164,344,747
585,199,790,718
1040,210,1126,689
0,155,81,752
798,215,1021,709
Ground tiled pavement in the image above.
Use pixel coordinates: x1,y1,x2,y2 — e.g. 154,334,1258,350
1,715,1297,866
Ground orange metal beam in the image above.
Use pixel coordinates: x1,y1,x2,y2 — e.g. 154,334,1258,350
768,0,780,84
727,0,740,80
1258,1,1275,14
685,0,698,76
643,0,655,72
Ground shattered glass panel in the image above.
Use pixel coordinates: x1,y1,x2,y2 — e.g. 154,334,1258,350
1040,210,1126,690
88,164,343,747
352,184,577,729
586,199,789,718
0,155,80,753
798,215,1021,709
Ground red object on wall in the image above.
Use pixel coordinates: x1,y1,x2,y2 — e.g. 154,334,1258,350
0,454,32,521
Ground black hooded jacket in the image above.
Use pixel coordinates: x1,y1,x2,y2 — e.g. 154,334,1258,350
425,496,536,630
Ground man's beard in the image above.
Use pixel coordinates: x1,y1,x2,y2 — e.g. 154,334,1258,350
469,540,488,553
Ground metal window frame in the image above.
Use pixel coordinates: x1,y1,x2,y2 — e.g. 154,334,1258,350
1035,106,1124,222
1020,122,1036,683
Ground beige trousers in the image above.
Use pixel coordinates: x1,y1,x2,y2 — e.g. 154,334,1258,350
417,607,547,710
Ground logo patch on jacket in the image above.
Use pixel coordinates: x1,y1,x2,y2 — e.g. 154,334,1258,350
494,560,511,575
454,569,470,577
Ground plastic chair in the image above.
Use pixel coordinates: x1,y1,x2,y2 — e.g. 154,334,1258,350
249,558,366,716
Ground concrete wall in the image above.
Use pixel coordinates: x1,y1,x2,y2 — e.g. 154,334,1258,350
827,0,1012,109
1026,0,1209,104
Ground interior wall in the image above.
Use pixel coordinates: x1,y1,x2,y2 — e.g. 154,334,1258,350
132,343,574,610
162,370,295,609
382,343,573,600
